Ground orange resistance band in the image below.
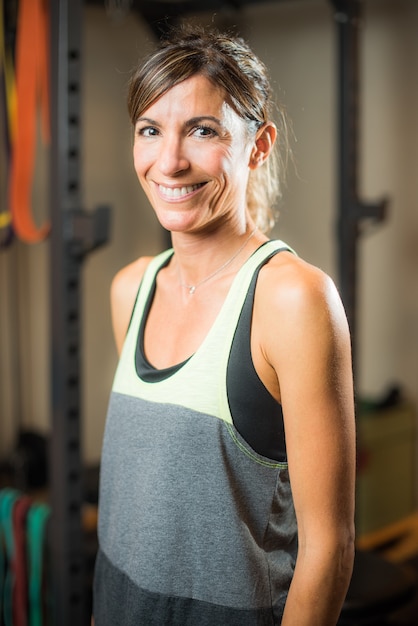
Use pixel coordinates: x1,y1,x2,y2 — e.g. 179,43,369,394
9,0,50,244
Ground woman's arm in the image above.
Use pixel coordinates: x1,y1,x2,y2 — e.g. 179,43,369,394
257,256,356,625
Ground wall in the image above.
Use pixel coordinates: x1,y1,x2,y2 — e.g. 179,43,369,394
0,0,416,469
360,0,418,400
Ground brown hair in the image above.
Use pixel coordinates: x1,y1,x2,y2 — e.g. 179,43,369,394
127,25,289,232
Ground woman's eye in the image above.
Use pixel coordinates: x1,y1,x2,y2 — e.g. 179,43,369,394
137,126,159,137
193,126,217,138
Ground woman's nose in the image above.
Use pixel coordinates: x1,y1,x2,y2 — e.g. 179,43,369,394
157,136,189,176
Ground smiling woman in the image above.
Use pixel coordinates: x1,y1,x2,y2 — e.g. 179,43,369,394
127,27,285,234
93,24,356,626
131,75,268,235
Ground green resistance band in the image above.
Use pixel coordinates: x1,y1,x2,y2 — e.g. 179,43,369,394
0,488,21,626
27,502,51,626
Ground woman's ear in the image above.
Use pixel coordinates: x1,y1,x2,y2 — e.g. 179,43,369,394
248,122,277,170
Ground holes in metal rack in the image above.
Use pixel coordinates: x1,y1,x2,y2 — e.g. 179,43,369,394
67,407,79,421
68,438,79,452
67,276,78,290
68,82,79,94
67,470,79,484
68,49,80,62
68,343,78,359
69,592,82,606
68,500,80,515
69,560,81,576
68,147,79,160
68,180,79,193
68,309,79,323
67,374,79,388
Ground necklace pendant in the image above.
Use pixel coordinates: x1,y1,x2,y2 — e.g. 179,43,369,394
189,285,196,295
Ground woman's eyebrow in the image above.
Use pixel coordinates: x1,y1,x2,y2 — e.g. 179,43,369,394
185,116,223,128
135,117,158,126
135,115,224,129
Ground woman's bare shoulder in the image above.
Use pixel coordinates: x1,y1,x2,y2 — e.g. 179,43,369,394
256,250,349,343
110,256,153,354
259,250,334,302
112,256,153,296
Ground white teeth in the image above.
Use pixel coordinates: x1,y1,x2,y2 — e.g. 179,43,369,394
159,184,202,198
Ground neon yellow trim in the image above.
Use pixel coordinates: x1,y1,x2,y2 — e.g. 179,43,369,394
225,423,287,469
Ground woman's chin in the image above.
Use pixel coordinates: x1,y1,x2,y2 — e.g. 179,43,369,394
154,208,207,234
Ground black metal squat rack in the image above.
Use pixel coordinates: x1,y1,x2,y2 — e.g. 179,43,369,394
49,0,109,623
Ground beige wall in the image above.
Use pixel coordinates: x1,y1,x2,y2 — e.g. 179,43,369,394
360,0,418,399
0,0,417,466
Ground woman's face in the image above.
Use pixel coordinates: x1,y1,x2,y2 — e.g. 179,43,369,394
133,74,255,234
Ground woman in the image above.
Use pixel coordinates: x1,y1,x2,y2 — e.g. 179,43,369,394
93,26,356,626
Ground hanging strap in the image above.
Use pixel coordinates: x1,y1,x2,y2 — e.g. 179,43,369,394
27,502,51,626
0,0,15,246
0,488,20,626
9,0,50,244
12,495,32,626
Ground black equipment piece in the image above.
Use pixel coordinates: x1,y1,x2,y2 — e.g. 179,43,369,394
49,0,110,624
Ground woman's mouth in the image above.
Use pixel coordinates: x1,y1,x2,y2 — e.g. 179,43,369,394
158,183,205,199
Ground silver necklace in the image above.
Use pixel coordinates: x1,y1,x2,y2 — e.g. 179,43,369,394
178,227,257,295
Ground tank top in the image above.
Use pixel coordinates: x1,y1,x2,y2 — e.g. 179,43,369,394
94,239,298,626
